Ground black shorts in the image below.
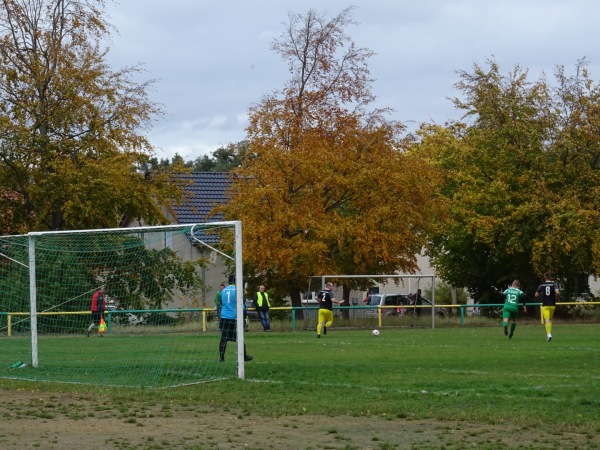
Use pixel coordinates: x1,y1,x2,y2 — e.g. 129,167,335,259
219,318,237,342
91,311,102,325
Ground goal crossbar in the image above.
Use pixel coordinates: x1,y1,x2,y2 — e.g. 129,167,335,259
317,274,438,329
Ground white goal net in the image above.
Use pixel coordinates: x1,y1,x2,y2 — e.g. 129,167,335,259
0,221,246,387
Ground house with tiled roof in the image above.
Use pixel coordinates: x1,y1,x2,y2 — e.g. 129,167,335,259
169,172,231,230
125,172,233,310
168,172,233,307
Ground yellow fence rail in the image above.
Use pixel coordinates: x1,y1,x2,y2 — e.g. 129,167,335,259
1,302,598,335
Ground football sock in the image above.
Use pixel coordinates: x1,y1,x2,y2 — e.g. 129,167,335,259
219,340,226,361
509,323,516,338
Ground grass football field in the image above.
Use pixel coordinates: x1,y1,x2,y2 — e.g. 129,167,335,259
236,323,600,425
0,322,598,448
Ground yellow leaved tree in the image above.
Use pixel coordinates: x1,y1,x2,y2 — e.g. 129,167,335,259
0,0,182,233
223,7,442,308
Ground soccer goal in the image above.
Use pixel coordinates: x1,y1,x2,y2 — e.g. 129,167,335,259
305,274,438,329
0,221,246,387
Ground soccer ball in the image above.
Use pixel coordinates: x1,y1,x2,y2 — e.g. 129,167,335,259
372,329,379,336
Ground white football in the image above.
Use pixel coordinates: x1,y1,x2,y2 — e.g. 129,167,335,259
372,329,379,336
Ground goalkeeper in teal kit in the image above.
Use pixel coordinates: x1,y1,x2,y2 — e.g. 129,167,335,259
219,275,253,362
502,279,527,339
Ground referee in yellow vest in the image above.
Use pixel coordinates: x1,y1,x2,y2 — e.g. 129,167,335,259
253,285,272,331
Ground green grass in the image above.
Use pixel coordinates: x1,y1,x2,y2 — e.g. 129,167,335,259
1,323,599,430
234,323,600,427
0,330,234,387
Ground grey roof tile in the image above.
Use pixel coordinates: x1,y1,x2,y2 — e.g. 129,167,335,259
171,172,232,244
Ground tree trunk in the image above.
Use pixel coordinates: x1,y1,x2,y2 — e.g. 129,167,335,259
341,285,350,319
288,286,304,320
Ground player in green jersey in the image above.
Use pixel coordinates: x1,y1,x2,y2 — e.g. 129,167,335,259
502,279,527,339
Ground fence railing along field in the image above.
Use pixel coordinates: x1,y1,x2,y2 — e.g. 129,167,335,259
2,301,599,336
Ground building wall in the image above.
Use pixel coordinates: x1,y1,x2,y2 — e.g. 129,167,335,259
589,276,600,296
124,207,231,310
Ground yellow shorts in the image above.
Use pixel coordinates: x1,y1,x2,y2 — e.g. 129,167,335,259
542,306,555,320
318,309,334,326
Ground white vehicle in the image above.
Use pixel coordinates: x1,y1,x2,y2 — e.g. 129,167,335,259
365,294,409,317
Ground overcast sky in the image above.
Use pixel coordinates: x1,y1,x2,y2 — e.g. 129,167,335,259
105,0,600,160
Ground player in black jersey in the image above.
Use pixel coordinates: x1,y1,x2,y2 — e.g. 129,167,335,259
535,272,560,341
316,282,344,338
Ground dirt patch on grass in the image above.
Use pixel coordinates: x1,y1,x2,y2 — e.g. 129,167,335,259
0,391,596,449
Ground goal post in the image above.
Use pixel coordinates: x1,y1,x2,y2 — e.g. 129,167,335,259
0,221,245,387
308,274,438,328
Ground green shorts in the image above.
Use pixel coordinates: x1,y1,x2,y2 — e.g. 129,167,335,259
502,307,518,320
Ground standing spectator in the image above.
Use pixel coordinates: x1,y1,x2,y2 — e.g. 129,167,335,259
87,285,105,337
214,283,224,320
219,275,253,362
414,289,423,316
502,279,527,339
253,285,272,331
316,282,344,338
535,272,560,341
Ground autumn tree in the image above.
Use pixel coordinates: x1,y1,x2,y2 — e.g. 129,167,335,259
415,59,600,302
223,7,441,308
0,0,182,233
544,61,600,287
